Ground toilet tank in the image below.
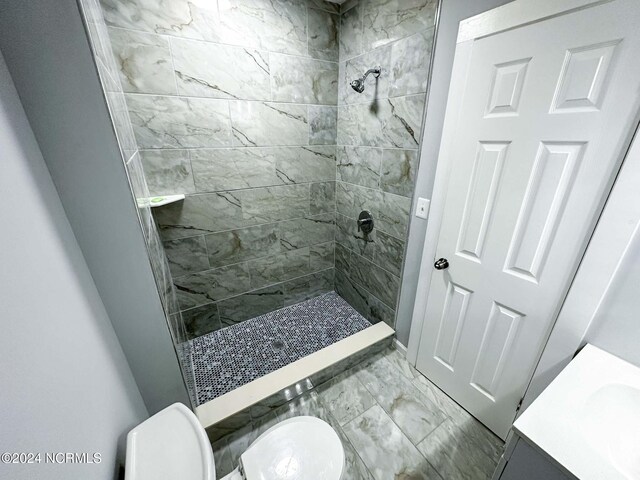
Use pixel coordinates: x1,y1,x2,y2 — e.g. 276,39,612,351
125,403,216,480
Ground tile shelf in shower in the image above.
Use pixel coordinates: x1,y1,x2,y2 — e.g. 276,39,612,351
194,293,394,430
136,193,185,208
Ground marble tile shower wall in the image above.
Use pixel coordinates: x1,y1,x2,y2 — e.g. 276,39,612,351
335,0,436,326
79,0,197,403
100,0,343,339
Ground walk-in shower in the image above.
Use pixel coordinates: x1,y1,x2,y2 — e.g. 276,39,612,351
79,0,437,441
350,66,381,93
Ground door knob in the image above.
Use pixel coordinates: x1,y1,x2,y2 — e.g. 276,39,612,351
434,258,449,270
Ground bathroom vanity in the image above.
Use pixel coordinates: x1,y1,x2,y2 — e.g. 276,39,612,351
493,345,640,480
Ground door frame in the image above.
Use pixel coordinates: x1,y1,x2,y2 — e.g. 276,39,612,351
406,0,637,414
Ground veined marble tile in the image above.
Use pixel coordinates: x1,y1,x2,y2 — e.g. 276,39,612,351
282,268,334,306
126,94,231,148
336,213,376,260
355,355,446,445
310,241,335,271
380,347,419,382
163,235,210,276
246,248,310,289
275,147,336,184
190,148,279,193
362,0,438,51
153,192,245,240
173,263,251,309
107,27,175,94
217,285,284,327
306,0,341,14
172,38,270,100
223,0,308,55
337,146,382,188
374,231,405,276
341,0,359,14
125,151,149,202
211,438,234,477
336,181,381,220
102,0,308,55
310,182,336,215
337,94,425,148
377,191,411,238
339,4,363,61
308,8,339,61
101,0,225,42
270,55,338,105
140,149,195,196
335,270,396,327
389,29,434,98
318,370,375,425
85,1,121,80
339,45,391,105
411,375,504,463
417,418,498,480
282,247,311,281
309,106,338,145
343,405,441,480
335,242,352,274
105,91,137,160
181,303,221,339
205,223,280,269
247,254,283,289
380,148,418,197
350,252,399,308
230,101,308,146
279,213,335,251
239,184,310,224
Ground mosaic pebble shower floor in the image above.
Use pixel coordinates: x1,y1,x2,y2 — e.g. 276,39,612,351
190,291,372,405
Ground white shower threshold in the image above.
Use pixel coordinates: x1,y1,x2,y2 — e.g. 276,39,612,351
195,321,394,428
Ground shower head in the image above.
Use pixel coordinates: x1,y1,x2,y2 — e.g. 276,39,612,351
350,66,381,93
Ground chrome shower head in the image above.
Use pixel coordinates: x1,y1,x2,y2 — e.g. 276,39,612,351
350,78,365,93
350,66,381,93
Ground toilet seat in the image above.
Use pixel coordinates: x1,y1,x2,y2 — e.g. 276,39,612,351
239,416,345,480
124,404,344,480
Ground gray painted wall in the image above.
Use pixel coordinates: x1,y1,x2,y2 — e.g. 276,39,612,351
396,0,514,346
0,50,147,480
0,0,190,414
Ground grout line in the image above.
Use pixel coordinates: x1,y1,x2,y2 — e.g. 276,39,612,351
138,145,416,152
177,267,336,314
105,25,340,65
123,90,338,107
160,210,336,242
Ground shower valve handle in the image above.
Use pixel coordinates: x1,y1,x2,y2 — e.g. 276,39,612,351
357,211,374,234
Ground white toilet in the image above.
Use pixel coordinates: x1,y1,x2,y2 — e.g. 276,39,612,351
124,403,345,480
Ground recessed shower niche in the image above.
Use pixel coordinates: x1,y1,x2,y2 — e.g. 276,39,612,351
79,0,438,435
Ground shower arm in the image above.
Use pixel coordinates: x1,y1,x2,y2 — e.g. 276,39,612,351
362,67,381,81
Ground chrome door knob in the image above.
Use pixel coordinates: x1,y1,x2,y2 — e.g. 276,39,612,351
434,258,449,270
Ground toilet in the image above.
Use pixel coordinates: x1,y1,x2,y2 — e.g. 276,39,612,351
124,403,345,480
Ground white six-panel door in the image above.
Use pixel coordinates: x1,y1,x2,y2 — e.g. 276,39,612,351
415,0,640,438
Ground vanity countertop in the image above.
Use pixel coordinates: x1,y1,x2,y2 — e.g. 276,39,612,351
514,344,640,480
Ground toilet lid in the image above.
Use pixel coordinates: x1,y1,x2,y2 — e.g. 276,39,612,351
240,416,344,480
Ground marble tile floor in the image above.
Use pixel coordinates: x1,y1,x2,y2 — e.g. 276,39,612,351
211,346,504,480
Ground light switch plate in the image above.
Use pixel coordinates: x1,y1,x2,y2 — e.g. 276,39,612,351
415,197,430,220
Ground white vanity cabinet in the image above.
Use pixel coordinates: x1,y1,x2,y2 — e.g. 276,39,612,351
493,345,640,480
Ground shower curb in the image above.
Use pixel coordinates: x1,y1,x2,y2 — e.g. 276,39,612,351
197,322,394,441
